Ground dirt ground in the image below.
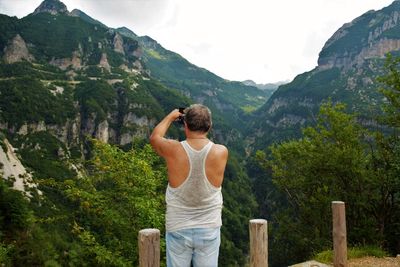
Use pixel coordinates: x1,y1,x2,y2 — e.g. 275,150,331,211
348,256,400,267
290,256,400,267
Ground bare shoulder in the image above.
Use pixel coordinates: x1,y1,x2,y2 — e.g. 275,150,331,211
211,143,229,158
164,138,182,148
213,143,228,153
150,137,182,158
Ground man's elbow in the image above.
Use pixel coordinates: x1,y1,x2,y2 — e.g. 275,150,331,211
149,136,165,157
150,133,164,153
149,133,158,148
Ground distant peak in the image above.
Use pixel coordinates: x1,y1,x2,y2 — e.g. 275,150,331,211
69,8,82,15
69,9,107,28
116,27,138,38
33,0,68,15
242,80,257,86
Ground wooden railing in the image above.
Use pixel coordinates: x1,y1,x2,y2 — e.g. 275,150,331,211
332,201,347,267
139,201,348,267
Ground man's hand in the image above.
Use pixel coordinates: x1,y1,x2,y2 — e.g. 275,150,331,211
168,109,184,122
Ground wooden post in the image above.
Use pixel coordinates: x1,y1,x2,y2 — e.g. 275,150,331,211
138,228,160,267
249,219,268,267
332,201,347,267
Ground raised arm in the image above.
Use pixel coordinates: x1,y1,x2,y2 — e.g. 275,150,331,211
149,109,182,157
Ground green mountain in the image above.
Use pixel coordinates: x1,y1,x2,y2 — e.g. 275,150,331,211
0,0,268,149
0,11,188,145
139,35,269,112
249,1,400,150
245,3,400,266
115,30,270,130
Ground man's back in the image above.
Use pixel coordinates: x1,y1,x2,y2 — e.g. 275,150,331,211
149,104,228,267
164,138,227,188
165,140,222,231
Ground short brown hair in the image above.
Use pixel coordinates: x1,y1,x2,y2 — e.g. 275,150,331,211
184,104,212,133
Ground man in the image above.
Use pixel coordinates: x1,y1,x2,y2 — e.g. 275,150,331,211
150,104,228,267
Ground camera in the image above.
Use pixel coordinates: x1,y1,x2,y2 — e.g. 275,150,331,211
176,107,186,124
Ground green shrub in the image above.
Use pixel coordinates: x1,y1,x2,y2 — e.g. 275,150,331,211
0,242,13,266
0,77,75,127
314,246,389,263
0,178,33,234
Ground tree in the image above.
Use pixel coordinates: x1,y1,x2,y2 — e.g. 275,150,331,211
371,53,400,253
252,54,400,266
63,140,166,265
378,53,400,129
259,101,375,266
26,140,167,266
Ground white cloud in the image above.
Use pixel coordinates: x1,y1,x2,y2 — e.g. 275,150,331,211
0,0,42,18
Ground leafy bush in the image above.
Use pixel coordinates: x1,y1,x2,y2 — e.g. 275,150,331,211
0,242,13,266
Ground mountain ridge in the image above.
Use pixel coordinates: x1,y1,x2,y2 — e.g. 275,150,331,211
24,0,270,122
248,0,400,150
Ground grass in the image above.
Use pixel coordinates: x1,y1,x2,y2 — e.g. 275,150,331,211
241,105,258,113
146,48,165,60
314,246,389,264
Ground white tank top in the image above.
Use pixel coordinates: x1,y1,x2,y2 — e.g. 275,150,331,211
165,140,223,232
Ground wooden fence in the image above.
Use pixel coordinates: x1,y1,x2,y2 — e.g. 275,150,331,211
138,201,348,267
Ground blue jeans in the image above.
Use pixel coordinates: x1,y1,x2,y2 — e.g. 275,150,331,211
166,227,221,267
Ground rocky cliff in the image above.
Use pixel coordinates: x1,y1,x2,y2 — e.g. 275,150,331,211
0,138,39,195
249,1,400,150
318,2,400,69
3,34,34,63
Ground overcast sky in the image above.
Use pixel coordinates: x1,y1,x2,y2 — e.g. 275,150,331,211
0,0,396,84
